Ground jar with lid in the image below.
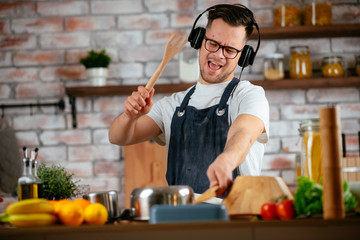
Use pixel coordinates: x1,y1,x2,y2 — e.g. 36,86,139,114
273,0,302,27
263,53,285,80
303,0,332,25
356,55,360,76
298,119,322,183
290,46,312,79
322,56,344,78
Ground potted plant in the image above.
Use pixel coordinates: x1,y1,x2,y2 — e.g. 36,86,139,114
37,162,85,200
80,49,111,86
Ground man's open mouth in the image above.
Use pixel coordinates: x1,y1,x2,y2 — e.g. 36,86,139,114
208,61,223,71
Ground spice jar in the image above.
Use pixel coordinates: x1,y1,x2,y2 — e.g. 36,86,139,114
299,119,322,183
303,0,332,25
273,0,302,27
356,55,360,76
290,46,312,79
264,53,285,80
322,56,344,78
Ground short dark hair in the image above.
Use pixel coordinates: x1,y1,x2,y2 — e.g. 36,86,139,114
206,4,254,40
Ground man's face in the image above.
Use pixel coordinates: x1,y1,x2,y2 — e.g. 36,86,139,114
198,18,247,85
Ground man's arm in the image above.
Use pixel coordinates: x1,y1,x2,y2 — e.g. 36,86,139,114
207,114,265,195
109,86,162,146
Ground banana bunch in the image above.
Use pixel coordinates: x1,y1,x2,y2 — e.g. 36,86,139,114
2,198,57,227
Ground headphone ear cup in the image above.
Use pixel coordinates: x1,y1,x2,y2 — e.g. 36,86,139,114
238,45,254,68
189,27,205,49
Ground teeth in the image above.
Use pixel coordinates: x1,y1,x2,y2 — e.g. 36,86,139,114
209,61,222,70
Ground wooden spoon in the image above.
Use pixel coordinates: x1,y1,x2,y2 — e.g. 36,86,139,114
145,33,188,91
192,186,219,204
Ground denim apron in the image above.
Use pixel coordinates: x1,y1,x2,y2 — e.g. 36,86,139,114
166,77,240,193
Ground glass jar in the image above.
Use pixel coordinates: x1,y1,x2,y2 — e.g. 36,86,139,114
299,119,322,183
264,53,285,80
303,0,332,26
179,47,199,83
322,56,344,78
356,55,360,76
273,0,302,27
290,46,312,79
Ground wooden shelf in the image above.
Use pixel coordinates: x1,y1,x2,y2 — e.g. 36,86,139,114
250,24,360,40
65,77,360,97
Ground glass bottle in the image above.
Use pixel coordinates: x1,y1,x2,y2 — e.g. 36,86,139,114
31,159,43,198
290,46,312,79
322,56,344,78
303,0,332,26
273,0,302,27
18,158,38,200
299,119,322,183
263,53,285,80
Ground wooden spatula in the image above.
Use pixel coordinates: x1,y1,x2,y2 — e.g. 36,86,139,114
145,33,187,91
192,186,219,204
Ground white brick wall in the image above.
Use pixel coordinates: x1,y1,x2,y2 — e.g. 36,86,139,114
0,0,359,209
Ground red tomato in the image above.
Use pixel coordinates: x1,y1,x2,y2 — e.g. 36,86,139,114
260,202,277,220
276,199,296,220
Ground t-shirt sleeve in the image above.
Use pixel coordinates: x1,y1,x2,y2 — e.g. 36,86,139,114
230,84,270,143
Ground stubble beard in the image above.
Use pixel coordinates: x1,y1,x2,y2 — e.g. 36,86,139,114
200,64,236,84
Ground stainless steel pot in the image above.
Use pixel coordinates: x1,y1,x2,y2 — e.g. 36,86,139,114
130,186,194,220
84,190,119,221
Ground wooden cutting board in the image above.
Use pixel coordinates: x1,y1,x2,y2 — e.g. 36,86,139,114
222,176,293,216
124,141,168,208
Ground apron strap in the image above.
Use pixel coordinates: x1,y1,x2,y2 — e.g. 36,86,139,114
178,86,196,114
217,78,240,114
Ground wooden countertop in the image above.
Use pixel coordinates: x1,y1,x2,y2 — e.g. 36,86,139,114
1,217,360,240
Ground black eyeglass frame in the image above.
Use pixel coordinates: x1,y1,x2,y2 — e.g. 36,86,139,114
204,36,243,59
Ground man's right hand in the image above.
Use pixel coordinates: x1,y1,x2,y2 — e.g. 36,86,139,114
124,86,155,120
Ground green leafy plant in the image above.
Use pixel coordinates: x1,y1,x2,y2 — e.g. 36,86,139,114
294,176,358,217
37,163,81,200
80,49,111,68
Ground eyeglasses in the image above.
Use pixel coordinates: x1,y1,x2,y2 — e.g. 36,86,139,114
204,37,242,59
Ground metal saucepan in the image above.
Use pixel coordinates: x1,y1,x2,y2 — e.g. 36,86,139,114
84,190,120,222
129,185,194,221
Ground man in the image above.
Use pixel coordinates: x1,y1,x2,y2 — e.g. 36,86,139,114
109,4,269,196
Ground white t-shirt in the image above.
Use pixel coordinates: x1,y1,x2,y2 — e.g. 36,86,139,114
147,79,269,175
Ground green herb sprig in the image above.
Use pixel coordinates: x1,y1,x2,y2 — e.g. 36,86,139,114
37,163,81,200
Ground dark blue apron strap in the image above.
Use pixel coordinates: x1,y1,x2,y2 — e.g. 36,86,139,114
218,78,240,112
178,86,196,112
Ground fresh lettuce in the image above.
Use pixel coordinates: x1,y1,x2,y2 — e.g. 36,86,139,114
293,176,358,217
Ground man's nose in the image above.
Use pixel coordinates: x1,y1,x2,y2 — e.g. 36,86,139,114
214,47,225,58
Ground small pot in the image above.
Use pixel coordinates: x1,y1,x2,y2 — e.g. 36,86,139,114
130,185,194,220
84,190,119,222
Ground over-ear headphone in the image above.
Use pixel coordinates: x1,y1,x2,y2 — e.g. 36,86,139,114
188,4,261,68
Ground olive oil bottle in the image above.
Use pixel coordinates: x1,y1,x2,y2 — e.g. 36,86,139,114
18,157,38,200
31,159,43,198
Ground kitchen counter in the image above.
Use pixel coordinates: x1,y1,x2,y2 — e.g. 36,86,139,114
1,217,360,240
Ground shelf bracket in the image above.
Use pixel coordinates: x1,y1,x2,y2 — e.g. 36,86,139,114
68,95,77,128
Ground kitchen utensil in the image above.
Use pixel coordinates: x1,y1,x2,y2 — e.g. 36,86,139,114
145,33,187,91
130,185,194,220
193,186,219,204
319,106,345,219
149,203,229,224
84,190,119,222
222,176,293,215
